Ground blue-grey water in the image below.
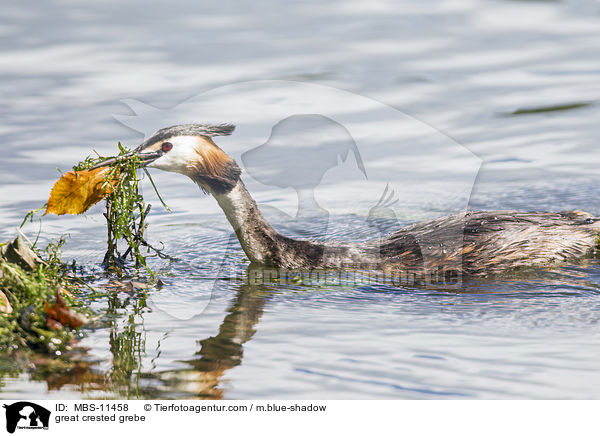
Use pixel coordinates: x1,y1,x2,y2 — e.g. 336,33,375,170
1,0,600,399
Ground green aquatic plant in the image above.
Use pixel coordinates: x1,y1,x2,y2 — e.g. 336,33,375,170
0,139,178,381
73,143,172,275
0,142,170,359
0,237,86,355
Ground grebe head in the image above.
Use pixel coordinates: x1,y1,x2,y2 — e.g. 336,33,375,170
134,123,241,193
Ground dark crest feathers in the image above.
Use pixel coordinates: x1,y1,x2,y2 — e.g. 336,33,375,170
137,123,235,150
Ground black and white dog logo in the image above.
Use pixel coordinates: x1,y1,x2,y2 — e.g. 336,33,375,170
3,402,50,433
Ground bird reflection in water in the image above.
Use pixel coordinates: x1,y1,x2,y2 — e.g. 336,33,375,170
169,279,270,399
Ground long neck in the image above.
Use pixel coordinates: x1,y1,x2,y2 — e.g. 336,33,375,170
212,180,287,265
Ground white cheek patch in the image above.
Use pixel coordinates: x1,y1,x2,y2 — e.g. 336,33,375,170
147,136,200,174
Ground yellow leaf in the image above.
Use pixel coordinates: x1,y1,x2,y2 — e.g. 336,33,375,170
45,167,118,215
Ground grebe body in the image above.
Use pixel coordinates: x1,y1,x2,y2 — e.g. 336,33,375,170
102,124,600,277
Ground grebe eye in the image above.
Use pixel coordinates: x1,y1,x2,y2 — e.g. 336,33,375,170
161,142,173,152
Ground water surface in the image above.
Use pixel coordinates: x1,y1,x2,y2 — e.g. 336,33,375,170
1,0,600,399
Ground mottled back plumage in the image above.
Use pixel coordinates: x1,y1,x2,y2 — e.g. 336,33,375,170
371,210,600,276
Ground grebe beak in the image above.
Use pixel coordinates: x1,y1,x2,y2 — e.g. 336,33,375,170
88,149,162,170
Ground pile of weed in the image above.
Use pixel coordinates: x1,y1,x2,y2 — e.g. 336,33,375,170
0,238,86,355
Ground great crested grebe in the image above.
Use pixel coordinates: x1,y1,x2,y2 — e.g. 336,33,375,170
100,124,600,277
